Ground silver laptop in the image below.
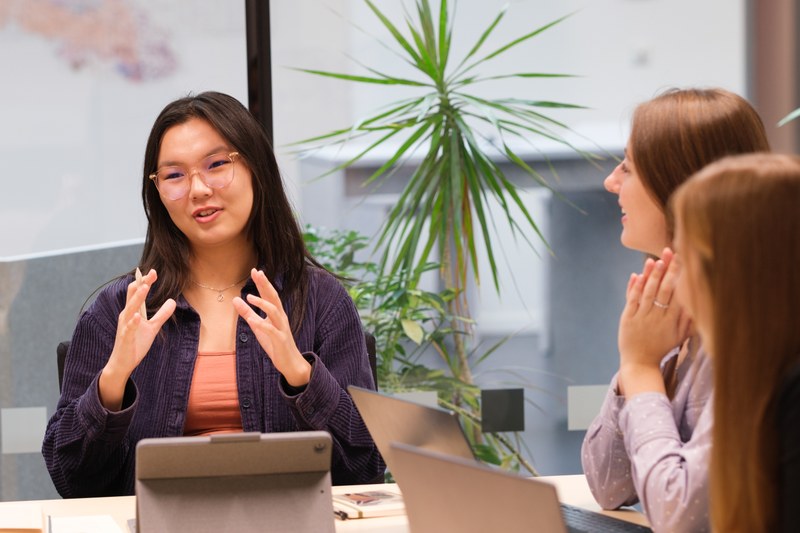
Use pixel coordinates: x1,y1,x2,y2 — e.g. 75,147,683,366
347,385,475,475
135,431,334,533
389,443,652,533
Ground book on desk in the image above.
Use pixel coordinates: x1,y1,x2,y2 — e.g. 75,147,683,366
332,489,406,519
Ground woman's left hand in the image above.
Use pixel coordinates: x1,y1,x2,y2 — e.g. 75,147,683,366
232,269,311,387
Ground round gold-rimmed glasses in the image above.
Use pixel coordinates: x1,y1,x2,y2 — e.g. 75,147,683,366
149,151,239,201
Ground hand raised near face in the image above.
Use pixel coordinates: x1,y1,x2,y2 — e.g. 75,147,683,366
617,248,692,397
232,269,311,388
99,269,176,410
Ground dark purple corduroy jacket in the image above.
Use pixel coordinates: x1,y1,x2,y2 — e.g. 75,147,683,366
43,267,384,497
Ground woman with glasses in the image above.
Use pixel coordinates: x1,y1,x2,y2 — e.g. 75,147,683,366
581,88,770,532
671,153,800,533
43,91,385,497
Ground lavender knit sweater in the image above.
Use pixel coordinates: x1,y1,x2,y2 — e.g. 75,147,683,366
43,267,384,497
582,348,712,532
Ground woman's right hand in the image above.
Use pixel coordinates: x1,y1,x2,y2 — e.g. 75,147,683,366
98,269,176,411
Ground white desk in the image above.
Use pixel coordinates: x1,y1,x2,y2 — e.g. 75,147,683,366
0,475,648,532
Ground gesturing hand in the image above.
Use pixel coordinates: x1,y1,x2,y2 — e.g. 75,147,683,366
618,248,691,397
232,269,311,388
100,269,176,410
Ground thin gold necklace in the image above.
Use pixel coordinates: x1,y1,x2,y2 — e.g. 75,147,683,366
190,274,250,302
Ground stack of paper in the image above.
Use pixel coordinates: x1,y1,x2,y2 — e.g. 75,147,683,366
0,502,41,533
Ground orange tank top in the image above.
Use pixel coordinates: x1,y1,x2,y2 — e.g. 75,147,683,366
183,350,244,436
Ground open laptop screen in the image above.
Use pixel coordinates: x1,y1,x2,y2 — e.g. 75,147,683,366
390,442,653,533
348,385,476,476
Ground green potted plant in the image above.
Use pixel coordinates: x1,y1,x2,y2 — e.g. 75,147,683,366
296,0,593,474
304,225,537,473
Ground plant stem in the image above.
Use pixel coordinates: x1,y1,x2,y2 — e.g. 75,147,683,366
492,433,539,476
439,398,538,476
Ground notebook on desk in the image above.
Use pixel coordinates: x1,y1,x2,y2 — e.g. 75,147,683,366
135,431,335,533
389,442,652,533
347,385,475,475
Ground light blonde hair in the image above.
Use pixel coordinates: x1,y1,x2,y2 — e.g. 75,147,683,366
672,153,800,532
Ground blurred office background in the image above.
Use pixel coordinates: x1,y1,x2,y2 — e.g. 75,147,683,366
0,0,796,500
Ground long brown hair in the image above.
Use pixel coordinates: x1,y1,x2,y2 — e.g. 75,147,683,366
139,91,320,330
630,88,770,236
672,153,800,532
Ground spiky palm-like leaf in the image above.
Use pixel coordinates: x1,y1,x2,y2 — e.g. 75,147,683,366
294,0,592,295
296,1,591,475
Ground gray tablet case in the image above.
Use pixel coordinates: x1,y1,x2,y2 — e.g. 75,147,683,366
135,431,334,533
348,385,475,475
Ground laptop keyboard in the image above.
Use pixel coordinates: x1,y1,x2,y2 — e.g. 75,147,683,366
561,503,653,533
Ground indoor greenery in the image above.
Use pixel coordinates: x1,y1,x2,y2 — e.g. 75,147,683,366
779,107,800,126
304,225,535,472
296,0,592,475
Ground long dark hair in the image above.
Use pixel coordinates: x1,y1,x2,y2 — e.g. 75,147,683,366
139,91,318,330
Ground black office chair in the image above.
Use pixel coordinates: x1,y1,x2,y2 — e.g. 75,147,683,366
364,331,378,390
56,340,70,393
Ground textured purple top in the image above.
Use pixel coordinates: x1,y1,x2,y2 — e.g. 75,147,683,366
581,348,713,533
43,267,385,497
